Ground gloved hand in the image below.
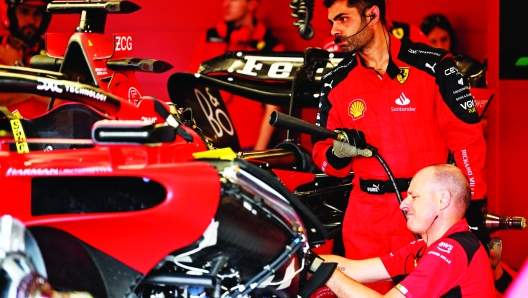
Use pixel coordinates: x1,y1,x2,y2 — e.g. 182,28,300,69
332,128,366,158
465,199,491,255
488,237,502,270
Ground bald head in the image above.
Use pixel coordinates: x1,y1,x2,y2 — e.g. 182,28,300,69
417,164,471,218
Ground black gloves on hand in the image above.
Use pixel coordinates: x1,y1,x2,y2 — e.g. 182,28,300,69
336,128,367,149
465,199,491,254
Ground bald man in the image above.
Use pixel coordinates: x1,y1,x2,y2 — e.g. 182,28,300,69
305,164,494,298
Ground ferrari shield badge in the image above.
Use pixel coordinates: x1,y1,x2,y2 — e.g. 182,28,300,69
392,28,404,39
349,99,366,120
397,67,410,84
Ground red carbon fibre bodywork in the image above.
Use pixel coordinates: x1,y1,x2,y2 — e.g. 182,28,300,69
0,130,217,274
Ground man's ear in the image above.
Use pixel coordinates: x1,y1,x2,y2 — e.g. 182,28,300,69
368,6,380,24
439,190,451,210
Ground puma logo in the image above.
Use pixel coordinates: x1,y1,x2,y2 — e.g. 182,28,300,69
425,63,436,73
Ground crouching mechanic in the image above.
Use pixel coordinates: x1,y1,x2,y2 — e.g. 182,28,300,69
302,164,494,298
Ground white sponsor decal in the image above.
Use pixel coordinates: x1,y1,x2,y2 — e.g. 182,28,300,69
95,67,109,76
445,66,460,76
425,63,436,73
391,107,416,112
428,251,452,264
407,48,441,56
195,87,235,138
321,160,328,172
455,93,472,101
6,166,113,176
324,80,334,89
141,116,157,122
367,184,380,193
128,87,141,103
395,92,411,106
460,99,477,113
64,85,108,102
37,78,63,93
462,149,476,195
37,78,108,102
458,78,464,85
453,86,469,95
115,35,133,51
437,242,454,254
233,55,343,80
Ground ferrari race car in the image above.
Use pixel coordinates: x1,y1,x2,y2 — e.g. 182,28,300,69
0,1,333,297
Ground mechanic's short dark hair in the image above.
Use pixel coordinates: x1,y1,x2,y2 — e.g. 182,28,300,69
323,0,386,25
420,13,458,53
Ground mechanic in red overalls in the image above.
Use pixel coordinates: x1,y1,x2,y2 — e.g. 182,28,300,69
0,0,52,118
308,164,494,298
311,0,488,294
188,0,285,150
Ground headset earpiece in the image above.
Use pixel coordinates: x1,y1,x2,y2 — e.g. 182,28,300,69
369,14,376,20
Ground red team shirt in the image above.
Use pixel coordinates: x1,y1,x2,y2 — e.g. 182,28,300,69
380,219,494,297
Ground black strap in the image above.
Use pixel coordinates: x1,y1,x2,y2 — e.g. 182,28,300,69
298,262,337,298
359,177,411,195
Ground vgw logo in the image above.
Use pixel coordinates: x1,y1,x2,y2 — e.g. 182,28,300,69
460,99,477,113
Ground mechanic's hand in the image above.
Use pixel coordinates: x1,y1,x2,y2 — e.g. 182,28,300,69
335,128,366,149
465,199,491,255
332,128,367,158
488,237,502,270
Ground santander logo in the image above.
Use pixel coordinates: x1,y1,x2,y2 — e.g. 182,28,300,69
395,92,411,106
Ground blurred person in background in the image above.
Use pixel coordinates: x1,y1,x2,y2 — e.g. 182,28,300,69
0,0,52,117
188,0,284,151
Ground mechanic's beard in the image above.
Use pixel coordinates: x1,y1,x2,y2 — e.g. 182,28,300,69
339,25,374,54
14,24,40,46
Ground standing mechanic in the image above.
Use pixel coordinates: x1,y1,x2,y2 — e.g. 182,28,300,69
0,0,51,116
312,0,488,293
188,0,285,150
305,164,494,298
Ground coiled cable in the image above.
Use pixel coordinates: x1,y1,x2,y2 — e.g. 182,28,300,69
290,0,315,40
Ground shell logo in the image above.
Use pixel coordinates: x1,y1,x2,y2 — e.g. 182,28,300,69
348,99,366,120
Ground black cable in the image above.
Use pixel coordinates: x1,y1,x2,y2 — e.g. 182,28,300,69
290,0,315,40
370,145,420,240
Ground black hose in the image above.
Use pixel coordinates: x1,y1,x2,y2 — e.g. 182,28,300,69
290,0,315,40
370,146,420,240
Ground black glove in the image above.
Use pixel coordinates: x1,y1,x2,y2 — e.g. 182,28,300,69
465,199,491,255
336,128,367,149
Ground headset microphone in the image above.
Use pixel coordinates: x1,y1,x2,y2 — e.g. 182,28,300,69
334,14,376,44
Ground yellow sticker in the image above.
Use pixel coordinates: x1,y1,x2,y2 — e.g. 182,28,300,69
392,28,404,40
10,119,29,154
11,110,22,119
397,67,410,84
193,147,237,161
